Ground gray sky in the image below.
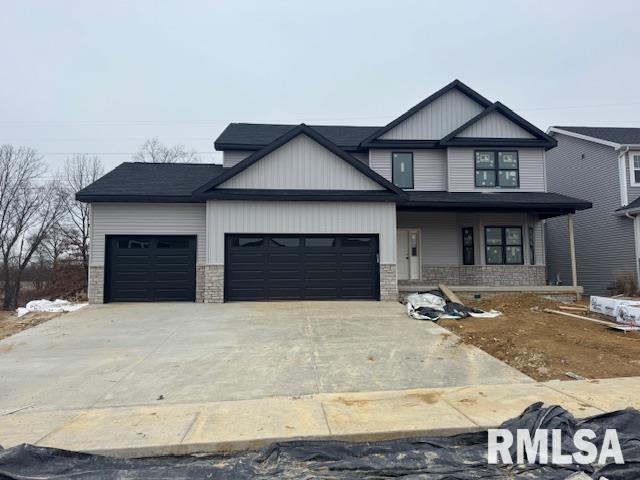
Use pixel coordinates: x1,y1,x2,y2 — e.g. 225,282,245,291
1,0,639,175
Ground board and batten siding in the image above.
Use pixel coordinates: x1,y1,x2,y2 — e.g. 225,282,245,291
545,133,635,294
369,149,447,190
206,201,396,264
223,150,253,168
447,148,546,192
89,203,207,266
397,211,543,267
380,89,484,140
219,134,383,190
457,111,535,139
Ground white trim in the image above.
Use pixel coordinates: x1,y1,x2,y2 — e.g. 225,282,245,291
547,127,621,148
634,215,640,288
629,152,640,187
619,149,629,206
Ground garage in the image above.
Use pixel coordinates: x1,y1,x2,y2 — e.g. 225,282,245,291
105,235,197,302
225,234,380,301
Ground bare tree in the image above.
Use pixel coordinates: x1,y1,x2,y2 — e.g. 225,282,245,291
133,137,199,163
57,155,103,272
41,221,69,268
0,145,64,309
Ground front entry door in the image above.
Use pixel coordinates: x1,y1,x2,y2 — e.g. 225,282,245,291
397,229,420,280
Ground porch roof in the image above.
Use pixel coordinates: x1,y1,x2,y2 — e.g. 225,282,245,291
400,191,591,218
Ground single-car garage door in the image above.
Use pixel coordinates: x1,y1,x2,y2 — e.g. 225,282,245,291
106,235,196,302
225,234,379,301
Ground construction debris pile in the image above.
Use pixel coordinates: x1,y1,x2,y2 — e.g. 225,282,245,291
405,287,501,321
545,295,640,332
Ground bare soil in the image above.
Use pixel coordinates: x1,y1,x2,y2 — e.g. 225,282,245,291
439,293,640,381
0,310,61,342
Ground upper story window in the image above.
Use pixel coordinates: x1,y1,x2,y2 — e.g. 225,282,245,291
475,151,519,188
392,152,414,189
631,154,640,186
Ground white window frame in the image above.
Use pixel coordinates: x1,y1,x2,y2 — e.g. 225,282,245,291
630,153,640,187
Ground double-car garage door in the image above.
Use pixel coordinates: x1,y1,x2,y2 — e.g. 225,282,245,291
225,234,380,301
105,233,379,302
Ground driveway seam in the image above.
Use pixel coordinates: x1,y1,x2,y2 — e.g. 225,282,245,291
540,383,605,413
88,325,183,409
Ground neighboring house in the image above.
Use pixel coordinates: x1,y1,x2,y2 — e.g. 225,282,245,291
546,127,640,295
76,80,590,303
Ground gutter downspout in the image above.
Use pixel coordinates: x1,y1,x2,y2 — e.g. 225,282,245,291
617,146,630,207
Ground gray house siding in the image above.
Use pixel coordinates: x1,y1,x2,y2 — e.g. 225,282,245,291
223,150,252,168
545,133,635,295
380,89,483,140
447,148,546,192
89,203,207,266
369,149,447,190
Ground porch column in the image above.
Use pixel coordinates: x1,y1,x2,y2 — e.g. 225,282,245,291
567,213,579,300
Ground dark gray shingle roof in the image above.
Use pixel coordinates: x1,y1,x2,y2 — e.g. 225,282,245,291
76,162,224,202
618,195,640,212
215,123,381,150
403,191,591,212
554,126,640,145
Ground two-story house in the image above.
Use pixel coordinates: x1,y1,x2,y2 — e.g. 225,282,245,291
77,80,590,303
546,126,640,295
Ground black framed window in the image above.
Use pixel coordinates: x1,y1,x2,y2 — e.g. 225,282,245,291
462,227,474,265
485,227,523,265
529,226,535,265
392,152,414,189
475,151,519,188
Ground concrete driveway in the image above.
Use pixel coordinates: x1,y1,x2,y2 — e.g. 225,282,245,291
0,302,531,413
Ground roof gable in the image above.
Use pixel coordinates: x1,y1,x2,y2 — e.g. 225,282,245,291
361,80,493,144
456,110,534,139
440,103,556,147
195,124,406,199
218,134,384,190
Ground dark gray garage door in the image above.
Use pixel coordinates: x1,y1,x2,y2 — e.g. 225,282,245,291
106,235,196,302
225,234,379,301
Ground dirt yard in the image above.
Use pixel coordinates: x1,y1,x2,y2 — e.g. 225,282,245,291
0,310,60,342
439,293,640,382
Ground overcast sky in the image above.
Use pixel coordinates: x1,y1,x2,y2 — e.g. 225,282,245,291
1,0,639,175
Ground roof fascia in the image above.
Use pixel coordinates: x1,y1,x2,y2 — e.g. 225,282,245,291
547,127,621,148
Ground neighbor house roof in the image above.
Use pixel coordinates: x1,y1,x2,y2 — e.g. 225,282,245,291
617,195,640,214
75,162,225,202
215,123,380,151
549,127,640,147
401,191,592,217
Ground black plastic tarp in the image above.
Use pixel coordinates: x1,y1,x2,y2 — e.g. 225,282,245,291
1,403,639,479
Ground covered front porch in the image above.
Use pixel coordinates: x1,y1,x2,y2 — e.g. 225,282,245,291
395,191,592,296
